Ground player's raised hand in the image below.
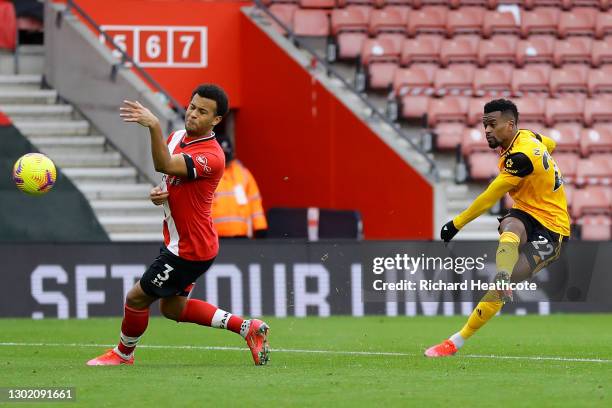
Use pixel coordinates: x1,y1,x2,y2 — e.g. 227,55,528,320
149,185,169,206
120,100,160,128
440,220,459,243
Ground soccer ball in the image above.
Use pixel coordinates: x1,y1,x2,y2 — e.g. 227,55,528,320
12,153,57,195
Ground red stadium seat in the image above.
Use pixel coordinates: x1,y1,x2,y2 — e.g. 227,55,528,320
553,37,593,67
477,36,518,66
468,152,499,180
545,97,586,126
545,123,582,153
572,186,612,218
557,8,597,38
446,7,485,37
450,0,499,8
331,8,368,60
473,65,513,97
576,155,612,186
554,152,580,181
434,64,476,96
521,8,560,38
579,215,612,241
400,95,430,120
361,35,402,65
511,65,552,96
581,125,612,156
467,97,489,126
346,5,374,21
413,0,448,7
524,0,572,9
439,36,480,66
588,66,612,96
592,40,612,67
393,66,437,96
564,183,575,209
299,0,336,7
461,127,490,156
369,63,399,90
406,6,447,37
369,8,406,36
515,97,547,124
595,11,612,39
427,96,469,127
434,122,466,150
269,4,298,33
516,36,555,66
293,10,330,36
482,11,520,38
0,0,16,51
549,65,589,95
336,33,368,60
400,35,443,65
583,96,612,126
520,122,547,134
338,0,377,6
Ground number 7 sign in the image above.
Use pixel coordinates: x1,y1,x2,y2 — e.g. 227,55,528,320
99,25,207,68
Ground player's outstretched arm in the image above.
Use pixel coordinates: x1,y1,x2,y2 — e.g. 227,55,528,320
120,100,188,177
441,175,515,242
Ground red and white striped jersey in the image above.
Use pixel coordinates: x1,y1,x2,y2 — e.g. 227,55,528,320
161,129,224,261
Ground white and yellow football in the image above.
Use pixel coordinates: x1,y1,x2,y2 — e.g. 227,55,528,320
12,153,57,195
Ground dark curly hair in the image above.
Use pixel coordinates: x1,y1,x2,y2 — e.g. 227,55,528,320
484,98,519,124
191,84,229,117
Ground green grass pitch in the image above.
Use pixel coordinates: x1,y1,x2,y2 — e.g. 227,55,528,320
0,315,611,407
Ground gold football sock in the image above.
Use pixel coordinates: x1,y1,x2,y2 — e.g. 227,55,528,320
496,231,521,276
457,290,503,341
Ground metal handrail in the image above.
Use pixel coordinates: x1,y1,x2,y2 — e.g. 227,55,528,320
62,0,186,119
252,0,438,179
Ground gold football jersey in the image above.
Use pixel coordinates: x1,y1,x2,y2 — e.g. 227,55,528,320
497,129,570,237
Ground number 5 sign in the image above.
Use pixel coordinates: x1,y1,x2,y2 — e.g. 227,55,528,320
99,25,207,68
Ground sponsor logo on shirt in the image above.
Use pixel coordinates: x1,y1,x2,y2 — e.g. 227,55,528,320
196,155,212,174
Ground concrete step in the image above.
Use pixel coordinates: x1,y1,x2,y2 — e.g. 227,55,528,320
0,89,57,104
109,232,164,242
63,167,138,184
99,215,162,233
447,199,474,212
0,104,74,119
52,152,121,167
445,183,469,200
0,74,42,89
79,183,153,200
91,200,164,217
30,135,106,148
14,120,90,136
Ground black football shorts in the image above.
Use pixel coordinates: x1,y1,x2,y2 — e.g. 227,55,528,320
140,246,215,298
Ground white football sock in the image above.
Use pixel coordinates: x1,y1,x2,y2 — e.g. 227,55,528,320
449,332,465,349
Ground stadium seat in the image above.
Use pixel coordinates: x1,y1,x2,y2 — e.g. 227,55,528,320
576,155,612,186
592,40,612,67
520,122,547,134
299,0,336,7
412,0,449,8
467,97,489,126
511,65,552,96
0,0,16,51
564,183,575,209
583,96,612,126
468,151,499,180
446,7,485,37
581,126,612,156
579,215,612,241
346,5,374,21
473,65,513,96
545,123,582,153
482,11,520,38
461,127,489,156
427,96,469,127
369,62,400,90
269,4,298,33
549,65,589,95
293,10,330,36
588,66,612,96
331,8,369,60
557,8,597,38
439,36,480,66
516,36,555,66
545,97,585,126
362,35,402,65
521,8,560,38
477,36,518,66
400,35,443,65
434,122,466,150
434,64,476,96
406,6,448,37
554,152,580,181
553,37,593,67
400,95,430,120
595,11,612,39
338,0,377,7
524,0,572,10
571,186,612,218
514,97,547,124
393,66,437,96
369,8,406,36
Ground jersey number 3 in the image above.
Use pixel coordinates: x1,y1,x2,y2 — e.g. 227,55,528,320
542,151,563,192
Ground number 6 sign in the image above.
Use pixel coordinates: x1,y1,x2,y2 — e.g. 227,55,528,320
99,25,207,68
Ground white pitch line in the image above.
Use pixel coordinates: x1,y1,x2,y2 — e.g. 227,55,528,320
0,342,610,364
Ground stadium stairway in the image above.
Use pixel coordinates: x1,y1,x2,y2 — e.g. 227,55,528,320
0,47,164,242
